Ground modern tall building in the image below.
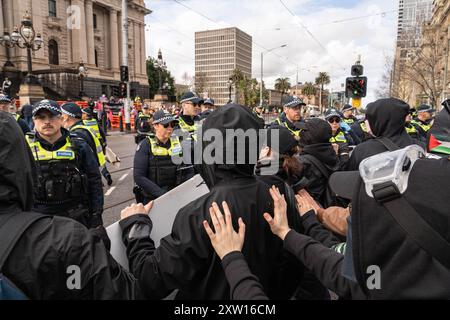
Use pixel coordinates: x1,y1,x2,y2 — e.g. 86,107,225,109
397,0,433,47
195,27,252,106
0,0,151,100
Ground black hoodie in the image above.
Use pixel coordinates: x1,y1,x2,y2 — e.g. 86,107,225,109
0,111,140,299
121,104,308,300
347,98,418,171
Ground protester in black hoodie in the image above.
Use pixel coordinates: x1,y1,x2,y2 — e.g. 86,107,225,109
119,104,308,300
296,118,342,207
0,111,140,299
427,100,450,156
346,98,421,171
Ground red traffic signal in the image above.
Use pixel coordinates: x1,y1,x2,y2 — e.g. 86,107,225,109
345,76,367,98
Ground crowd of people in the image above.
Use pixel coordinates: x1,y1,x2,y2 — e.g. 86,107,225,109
1,89,450,300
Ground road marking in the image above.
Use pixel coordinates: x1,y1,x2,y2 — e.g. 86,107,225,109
119,173,128,181
105,186,116,196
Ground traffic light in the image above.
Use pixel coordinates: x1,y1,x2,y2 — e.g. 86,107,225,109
120,65,129,82
351,64,364,76
345,77,367,98
119,81,127,98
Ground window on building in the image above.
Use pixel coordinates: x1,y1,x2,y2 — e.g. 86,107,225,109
95,49,99,67
48,0,57,17
48,39,59,65
93,14,97,29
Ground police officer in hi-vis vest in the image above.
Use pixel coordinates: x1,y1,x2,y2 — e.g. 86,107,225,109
26,100,104,228
61,102,113,186
133,110,194,204
271,96,306,140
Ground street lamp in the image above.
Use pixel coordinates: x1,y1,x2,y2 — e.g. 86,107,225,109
260,44,287,107
153,49,167,95
227,77,233,104
78,61,88,98
0,12,43,84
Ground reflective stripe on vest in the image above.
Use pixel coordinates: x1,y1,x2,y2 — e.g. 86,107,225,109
148,136,183,157
360,121,368,133
71,124,106,166
411,119,431,132
405,123,417,134
178,117,197,141
330,131,347,143
26,135,75,161
14,113,20,121
343,118,355,125
82,119,102,140
276,118,301,137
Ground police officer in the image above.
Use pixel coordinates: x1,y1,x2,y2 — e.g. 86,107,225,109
341,104,357,125
134,104,153,144
133,110,194,204
198,98,215,121
175,91,202,141
82,107,107,148
0,94,30,134
26,100,104,228
60,102,113,186
271,96,306,140
405,108,421,142
325,108,354,161
411,104,434,140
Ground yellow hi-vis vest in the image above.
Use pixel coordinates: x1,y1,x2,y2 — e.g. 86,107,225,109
13,113,20,121
26,134,76,161
177,117,197,141
148,136,183,157
411,119,431,133
82,119,102,141
275,118,301,138
71,124,106,167
330,130,347,144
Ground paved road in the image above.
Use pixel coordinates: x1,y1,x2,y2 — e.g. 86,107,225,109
102,132,137,227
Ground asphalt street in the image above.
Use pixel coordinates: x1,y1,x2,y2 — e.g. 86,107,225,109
102,132,137,227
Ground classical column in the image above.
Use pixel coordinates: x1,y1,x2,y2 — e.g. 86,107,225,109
85,0,95,65
70,0,87,64
133,21,141,77
141,23,146,76
109,8,119,71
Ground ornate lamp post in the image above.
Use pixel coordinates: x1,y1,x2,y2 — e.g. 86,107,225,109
0,12,44,104
227,77,233,104
78,61,88,98
153,49,167,95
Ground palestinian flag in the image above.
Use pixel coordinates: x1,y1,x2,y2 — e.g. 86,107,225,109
428,134,450,155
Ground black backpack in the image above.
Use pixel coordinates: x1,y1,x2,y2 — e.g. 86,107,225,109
0,212,44,300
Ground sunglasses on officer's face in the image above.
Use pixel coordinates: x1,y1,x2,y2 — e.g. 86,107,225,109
328,117,341,124
161,122,175,128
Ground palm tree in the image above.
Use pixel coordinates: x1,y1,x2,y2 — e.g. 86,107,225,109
275,77,291,100
315,72,330,113
231,68,247,104
302,82,317,105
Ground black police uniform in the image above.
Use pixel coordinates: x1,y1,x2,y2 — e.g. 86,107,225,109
26,128,104,228
133,135,194,204
135,111,153,144
0,112,140,299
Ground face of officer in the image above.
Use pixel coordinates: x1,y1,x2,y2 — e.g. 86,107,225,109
285,106,302,122
327,116,341,134
82,113,90,120
182,101,197,116
195,103,202,115
418,111,431,122
343,109,353,118
0,102,10,112
61,114,79,129
153,121,175,143
33,110,62,140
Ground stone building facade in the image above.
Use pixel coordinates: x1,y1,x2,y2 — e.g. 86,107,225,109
0,0,151,100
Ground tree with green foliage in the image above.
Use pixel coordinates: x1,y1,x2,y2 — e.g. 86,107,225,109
146,57,176,99
315,72,330,113
302,82,317,104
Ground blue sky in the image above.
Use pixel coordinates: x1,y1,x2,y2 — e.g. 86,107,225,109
143,0,399,104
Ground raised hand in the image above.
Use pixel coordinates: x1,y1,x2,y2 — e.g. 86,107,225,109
120,201,153,220
263,186,291,240
203,201,246,260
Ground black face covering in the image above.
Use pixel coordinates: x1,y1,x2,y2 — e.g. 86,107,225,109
0,111,35,212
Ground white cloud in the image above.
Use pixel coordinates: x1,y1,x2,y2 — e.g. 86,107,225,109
144,0,398,105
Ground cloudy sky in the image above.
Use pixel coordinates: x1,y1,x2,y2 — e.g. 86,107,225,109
143,0,399,104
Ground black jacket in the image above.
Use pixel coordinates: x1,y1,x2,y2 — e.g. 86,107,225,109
347,98,417,171
32,128,104,214
297,143,340,207
121,104,307,300
0,111,140,299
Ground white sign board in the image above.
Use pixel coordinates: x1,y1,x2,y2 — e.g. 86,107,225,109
106,174,210,270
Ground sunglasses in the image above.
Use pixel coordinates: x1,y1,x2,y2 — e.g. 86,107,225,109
161,122,175,128
328,117,341,124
